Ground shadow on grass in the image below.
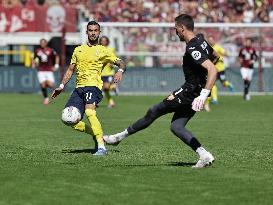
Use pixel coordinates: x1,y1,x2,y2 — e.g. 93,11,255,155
62,148,120,154
102,162,195,168
168,162,196,167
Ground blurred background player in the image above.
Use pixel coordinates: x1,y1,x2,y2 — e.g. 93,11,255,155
51,21,126,156
32,39,60,105
238,38,258,101
99,36,117,108
205,36,234,111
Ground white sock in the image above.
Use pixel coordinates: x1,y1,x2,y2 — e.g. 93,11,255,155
196,147,207,157
116,129,129,141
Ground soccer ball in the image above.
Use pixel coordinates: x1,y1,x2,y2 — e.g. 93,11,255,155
61,106,81,126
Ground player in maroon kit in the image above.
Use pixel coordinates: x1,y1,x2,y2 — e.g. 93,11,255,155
238,38,258,101
32,39,60,105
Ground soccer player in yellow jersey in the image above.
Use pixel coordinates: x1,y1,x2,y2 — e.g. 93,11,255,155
99,36,117,108
51,21,126,155
205,36,234,111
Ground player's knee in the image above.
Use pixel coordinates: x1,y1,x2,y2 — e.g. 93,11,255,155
103,83,111,90
170,121,185,135
170,122,179,134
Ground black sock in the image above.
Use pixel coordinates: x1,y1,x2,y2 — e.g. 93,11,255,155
244,80,250,95
190,137,202,151
41,87,48,98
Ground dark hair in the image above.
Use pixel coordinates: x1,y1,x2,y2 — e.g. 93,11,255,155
175,14,194,31
99,36,110,45
86,21,100,30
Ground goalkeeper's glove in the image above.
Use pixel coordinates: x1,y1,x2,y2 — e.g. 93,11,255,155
192,88,210,112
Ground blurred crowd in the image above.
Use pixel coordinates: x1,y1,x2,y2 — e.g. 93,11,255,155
1,0,272,68
1,0,273,23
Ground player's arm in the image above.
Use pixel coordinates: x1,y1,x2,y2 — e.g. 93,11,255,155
238,49,243,65
219,46,228,57
51,64,76,99
253,49,258,62
31,51,38,68
192,59,217,111
201,60,217,90
113,59,126,83
54,52,60,71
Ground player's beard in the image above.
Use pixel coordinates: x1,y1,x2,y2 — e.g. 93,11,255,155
88,35,99,45
176,30,185,42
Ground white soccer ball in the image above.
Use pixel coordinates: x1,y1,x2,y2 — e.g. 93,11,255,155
61,106,81,126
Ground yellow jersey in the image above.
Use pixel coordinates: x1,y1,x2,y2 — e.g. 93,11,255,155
70,44,120,89
101,47,116,77
213,43,226,72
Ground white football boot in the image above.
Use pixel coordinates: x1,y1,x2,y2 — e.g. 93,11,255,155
192,151,215,168
103,130,128,146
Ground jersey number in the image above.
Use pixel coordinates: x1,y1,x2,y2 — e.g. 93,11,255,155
85,92,92,101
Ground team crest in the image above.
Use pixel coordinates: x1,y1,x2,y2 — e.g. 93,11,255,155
191,51,201,60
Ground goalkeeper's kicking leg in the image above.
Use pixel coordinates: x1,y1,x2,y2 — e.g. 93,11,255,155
103,100,172,145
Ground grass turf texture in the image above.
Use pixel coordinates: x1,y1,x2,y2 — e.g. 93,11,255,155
0,94,273,205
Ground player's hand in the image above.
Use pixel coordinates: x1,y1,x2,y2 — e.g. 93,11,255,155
192,96,206,111
51,85,64,99
53,64,60,71
167,94,175,100
192,89,210,112
113,70,123,83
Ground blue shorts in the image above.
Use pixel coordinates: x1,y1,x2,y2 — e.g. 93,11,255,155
65,86,103,119
102,76,113,83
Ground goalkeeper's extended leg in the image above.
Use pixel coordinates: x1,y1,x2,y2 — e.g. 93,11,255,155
103,101,171,145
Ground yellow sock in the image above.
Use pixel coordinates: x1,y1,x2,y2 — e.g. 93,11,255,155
73,121,98,149
105,90,115,105
211,85,218,102
85,109,105,149
73,121,93,135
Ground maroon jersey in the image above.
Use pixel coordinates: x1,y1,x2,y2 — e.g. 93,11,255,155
34,47,57,71
238,46,257,69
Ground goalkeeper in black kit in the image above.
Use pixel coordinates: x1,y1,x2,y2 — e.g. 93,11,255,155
104,14,218,168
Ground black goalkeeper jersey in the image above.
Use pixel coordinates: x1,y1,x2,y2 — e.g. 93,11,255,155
173,34,218,103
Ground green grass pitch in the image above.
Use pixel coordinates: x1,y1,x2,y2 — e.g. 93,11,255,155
0,94,273,205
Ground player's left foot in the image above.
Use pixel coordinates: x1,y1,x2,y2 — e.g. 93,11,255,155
43,97,49,105
103,130,129,145
103,135,121,146
192,151,214,168
93,148,108,156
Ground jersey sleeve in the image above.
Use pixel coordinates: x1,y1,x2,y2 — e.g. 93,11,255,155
70,48,77,65
217,45,226,56
187,43,209,65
